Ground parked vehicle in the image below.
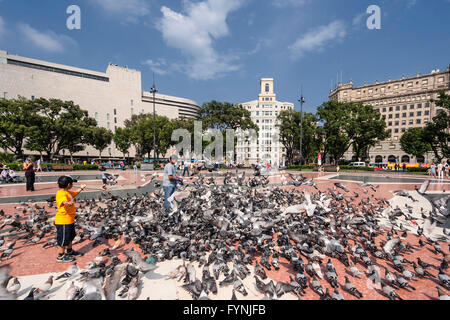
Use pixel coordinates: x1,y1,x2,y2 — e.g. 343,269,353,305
350,162,366,167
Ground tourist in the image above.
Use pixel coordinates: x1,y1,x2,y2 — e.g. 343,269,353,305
403,163,407,172
55,175,86,262
437,162,444,179
8,168,18,182
23,158,35,192
430,163,436,178
163,155,183,213
1,167,8,183
99,165,107,190
183,159,190,177
445,161,449,179
36,158,43,172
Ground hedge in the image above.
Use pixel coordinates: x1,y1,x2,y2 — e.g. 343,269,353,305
339,165,374,171
2,163,21,171
407,167,428,173
72,164,99,170
286,165,317,170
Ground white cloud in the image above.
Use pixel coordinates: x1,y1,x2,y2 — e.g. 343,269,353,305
143,58,169,75
272,0,309,7
17,23,76,53
90,0,150,23
352,12,366,27
289,20,347,60
156,0,244,80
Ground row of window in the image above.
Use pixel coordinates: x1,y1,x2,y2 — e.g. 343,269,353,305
382,110,430,119
378,103,430,113
387,119,429,126
8,59,110,82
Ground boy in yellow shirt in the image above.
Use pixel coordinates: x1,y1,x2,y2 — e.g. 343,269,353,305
55,176,86,262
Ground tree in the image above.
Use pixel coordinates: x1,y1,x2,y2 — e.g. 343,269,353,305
347,103,390,162
423,91,450,161
400,127,432,159
317,100,353,165
87,127,113,160
199,100,258,132
113,127,132,160
277,110,323,165
25,98,97,162
0,97,38,159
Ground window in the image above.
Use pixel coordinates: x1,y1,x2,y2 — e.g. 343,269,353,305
31,95,35,101
417,104,422,109
417,111,422,116
114,117,117,124
395,121,399,126
438,77,444,83
424,110,429,116
265,83,270,93
410,112,414,117
402,113,407,118
396,106,400,111
382,115,386,119
422,79,428,85
131,100,134,106
402,128,406,133
410,105,414,109
416,119,421,124
425,103,430,108
107,122,110,129
394,129,399,133
107,113,110,121
131,108,134,115
3,92,7,99
389,107,393,112
408,82,413,87
395,114,399,119
114,109,117,115
402,120,406,125
409,120,413,125
402,105,407,110
388,121,392,126
382,108,386,112
95,112,98,120
388,114,393,119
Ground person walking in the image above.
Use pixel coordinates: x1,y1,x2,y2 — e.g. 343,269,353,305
163,155,183,213
430,163,436,178
402,163,407,172
183,159,190,177
36,158,43,172
23,158,35,192
445,161,449,179
437,162,444,179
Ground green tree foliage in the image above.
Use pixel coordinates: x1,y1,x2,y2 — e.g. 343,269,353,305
199,100,258,132
347,103,390,162
423,91,450,161
25,98,97,162
277,110,323,165
87,126,113,160
317,100,388,164
113,127,132,160
0,97,38,159
400,127,432,158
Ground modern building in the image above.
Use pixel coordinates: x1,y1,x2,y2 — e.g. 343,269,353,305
0,49,200,160
329,66,450,164
236,78,294,166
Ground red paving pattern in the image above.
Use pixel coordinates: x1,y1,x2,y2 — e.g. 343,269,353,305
0,171,448,300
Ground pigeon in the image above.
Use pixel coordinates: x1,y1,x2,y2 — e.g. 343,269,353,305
436,286,450,300
275,281,296,298
381,282,403,300
55,263,78,281
37,276,53,294
7,277,21,295
124,250,158,273
412,262,434,278
331,288,344,300
23,287,36,300
254,260,267,280
394,272,416,291
311,275,324,297
66,281,81,300
0,265,17,300
438,268,449,288
344,276,363,298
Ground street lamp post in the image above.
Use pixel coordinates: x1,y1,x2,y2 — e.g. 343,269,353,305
299,88,305,172
150,81,158,166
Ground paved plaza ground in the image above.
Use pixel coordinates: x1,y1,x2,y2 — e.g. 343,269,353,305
0,169,448,300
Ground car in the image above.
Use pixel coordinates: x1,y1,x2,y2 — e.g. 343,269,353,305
350,162,366,167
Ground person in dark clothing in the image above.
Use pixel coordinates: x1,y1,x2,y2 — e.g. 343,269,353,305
23,158,35,191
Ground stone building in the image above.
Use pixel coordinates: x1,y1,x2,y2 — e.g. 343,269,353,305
329,66,450,164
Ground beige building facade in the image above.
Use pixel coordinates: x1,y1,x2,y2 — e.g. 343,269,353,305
329,67,450,164
236,78,294,166
0,49,200,160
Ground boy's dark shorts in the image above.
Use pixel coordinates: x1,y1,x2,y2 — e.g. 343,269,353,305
102,178,107,184
56,224,76,247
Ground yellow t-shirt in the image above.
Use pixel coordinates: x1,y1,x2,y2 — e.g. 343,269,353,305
55,189,78,225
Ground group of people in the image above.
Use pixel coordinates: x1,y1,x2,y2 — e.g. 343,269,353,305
392,163,408,172
429,161,450,179
0,164,19,183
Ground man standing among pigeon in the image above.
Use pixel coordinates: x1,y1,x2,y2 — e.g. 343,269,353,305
163,155,183,213
55,176,86,262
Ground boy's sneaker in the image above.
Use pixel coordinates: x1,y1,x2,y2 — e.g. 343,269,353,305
57,254,75,262
67,250,84,257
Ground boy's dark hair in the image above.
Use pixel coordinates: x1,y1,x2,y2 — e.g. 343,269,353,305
58,176,73,189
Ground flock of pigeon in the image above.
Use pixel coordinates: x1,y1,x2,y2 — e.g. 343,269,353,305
0,171,449,300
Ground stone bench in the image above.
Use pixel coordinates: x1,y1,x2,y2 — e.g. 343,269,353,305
50,165,74,171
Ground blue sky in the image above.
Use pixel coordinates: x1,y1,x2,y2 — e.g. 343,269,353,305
0,0,449,113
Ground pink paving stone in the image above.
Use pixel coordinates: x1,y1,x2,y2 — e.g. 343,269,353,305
0,171,448,300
